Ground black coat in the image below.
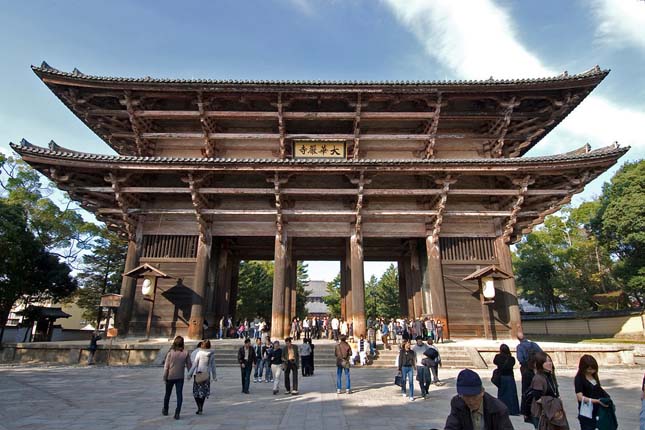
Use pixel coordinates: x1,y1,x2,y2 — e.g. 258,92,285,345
444,392,514,430
237,346,256,365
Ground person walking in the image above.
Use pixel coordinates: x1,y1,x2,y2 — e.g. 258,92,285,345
253,338,263,383
493,344,520,416
269,340,284,394
87,331,101,365
398,340,416,401
282,337,299,394
357,334,369,366
529,351,562,429
381,319,390,350
575,354,613,430
436,320,444,343
425,339,443,385
335,334,352,394
331,316,340,341
237,338,255,394
187,339,216,415
517,330,542,423
163,336,192,420
262,339,273,382
412,336,431,399
300,337,313,376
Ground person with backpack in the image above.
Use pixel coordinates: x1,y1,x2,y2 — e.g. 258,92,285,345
425,339,443,386
517,330,542,423
335,334,352,394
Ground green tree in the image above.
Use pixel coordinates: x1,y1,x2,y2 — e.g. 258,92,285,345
295,262,311,319
236,260,274,321
73,228,127,324
373,263,400,318
365,275,379,318
1,156,99,266
514,204,618,312
0,200,77,339
323,273,341,317
592,160,645,305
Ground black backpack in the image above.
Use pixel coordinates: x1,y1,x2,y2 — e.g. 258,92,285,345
424,347,439,360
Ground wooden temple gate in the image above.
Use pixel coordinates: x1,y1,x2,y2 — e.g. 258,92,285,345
12,63,627,339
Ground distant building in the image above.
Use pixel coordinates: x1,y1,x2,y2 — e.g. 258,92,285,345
305,280,329,316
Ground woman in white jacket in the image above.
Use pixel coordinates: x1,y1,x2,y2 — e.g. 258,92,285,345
187,340,217,415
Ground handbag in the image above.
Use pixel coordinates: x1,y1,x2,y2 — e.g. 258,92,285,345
394,373,402,387
491,368,501,387
578,397,593,419
195,371,209,384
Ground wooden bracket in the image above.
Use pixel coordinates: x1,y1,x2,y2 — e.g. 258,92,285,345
424,93,443,159
502,175,534,243
122,92,154,156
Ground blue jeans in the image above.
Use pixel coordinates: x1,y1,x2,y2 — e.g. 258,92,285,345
336,366,350,390
253,358,263,379
218,328,223,339
263,360,273,380
401,366,414,398
163,379,184,413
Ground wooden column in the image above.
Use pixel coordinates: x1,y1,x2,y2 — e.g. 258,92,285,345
397,260,409,317
404,256,415,318
284,253,295,336
410,240,424,318
340,260,347,319
271,232,288,339
344,238,353,322
116,222,143,336
350,233,366,337
425,235,449,339
228,258,240,322
188,233,212,339
215,242,230,323
495,236,522,338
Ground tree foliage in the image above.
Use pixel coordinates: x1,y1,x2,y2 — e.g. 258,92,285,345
592,160,645,304
1,156,99,266
72,228,127,323
0,200,77,330
236,261,311,322
323,274,341,317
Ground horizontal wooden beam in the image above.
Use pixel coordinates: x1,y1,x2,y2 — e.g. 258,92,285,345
96,207,539,217
109,131,529,141
76,186,572,196
86,109,546,121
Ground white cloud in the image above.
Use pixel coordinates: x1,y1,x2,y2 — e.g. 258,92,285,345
0,145,12,157
286,0,315,16
592,0,645,51
383,0,645,154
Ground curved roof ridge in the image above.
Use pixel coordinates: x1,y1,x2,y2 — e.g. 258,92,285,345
32,61,610,87
9,140,629,165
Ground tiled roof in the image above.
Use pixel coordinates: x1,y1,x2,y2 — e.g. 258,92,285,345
33,62,609,88
10,140,629,167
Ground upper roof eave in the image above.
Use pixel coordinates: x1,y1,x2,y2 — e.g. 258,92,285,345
9,141,629,170
32,62,610,92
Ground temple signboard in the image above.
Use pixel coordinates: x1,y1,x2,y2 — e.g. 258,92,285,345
293,140,346,159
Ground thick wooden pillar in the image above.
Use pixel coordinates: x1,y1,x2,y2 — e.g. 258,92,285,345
116,222,143,336
350,233,366,337
339,260,347,319
228,258,240,322
214,242,230,322
344,238,353,321
284,253,295,336
397,260,409,317
425,235,449,339
495,236,522,338
271,232,288,339
410,240,424,318
188,233,212,339
404,256,415,318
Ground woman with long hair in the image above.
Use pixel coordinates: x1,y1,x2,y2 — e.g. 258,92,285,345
493,343,520,415
529,351,560,429
397,340,416,401
187,339,217,415
575,354,610,430
163,336,191,420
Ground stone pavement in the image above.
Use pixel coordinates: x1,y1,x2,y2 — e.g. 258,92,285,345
0,365,641,429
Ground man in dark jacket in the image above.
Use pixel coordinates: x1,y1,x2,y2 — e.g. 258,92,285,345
237,338,256,394
444,369,514,430
282,337,300,394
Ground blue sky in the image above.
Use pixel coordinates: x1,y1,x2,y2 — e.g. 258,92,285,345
1,0,643,281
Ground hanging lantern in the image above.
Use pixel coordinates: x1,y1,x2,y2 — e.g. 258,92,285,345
141,277,154,298
481,276,496,300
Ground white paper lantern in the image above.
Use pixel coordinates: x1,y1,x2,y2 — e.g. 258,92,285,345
482,276,496,300
141,278,153,297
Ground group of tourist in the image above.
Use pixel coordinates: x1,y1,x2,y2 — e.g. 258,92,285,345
478,331,618,430
161,329,621,429
217,316,270,340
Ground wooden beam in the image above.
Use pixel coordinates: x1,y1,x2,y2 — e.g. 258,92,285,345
122,92,154,156
277,93,286,159
105,172,138,239
424,93,442,159
502,176,534,243
352,93,362,158
489,97,519,157
74,185,572,197
197,92,217,157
